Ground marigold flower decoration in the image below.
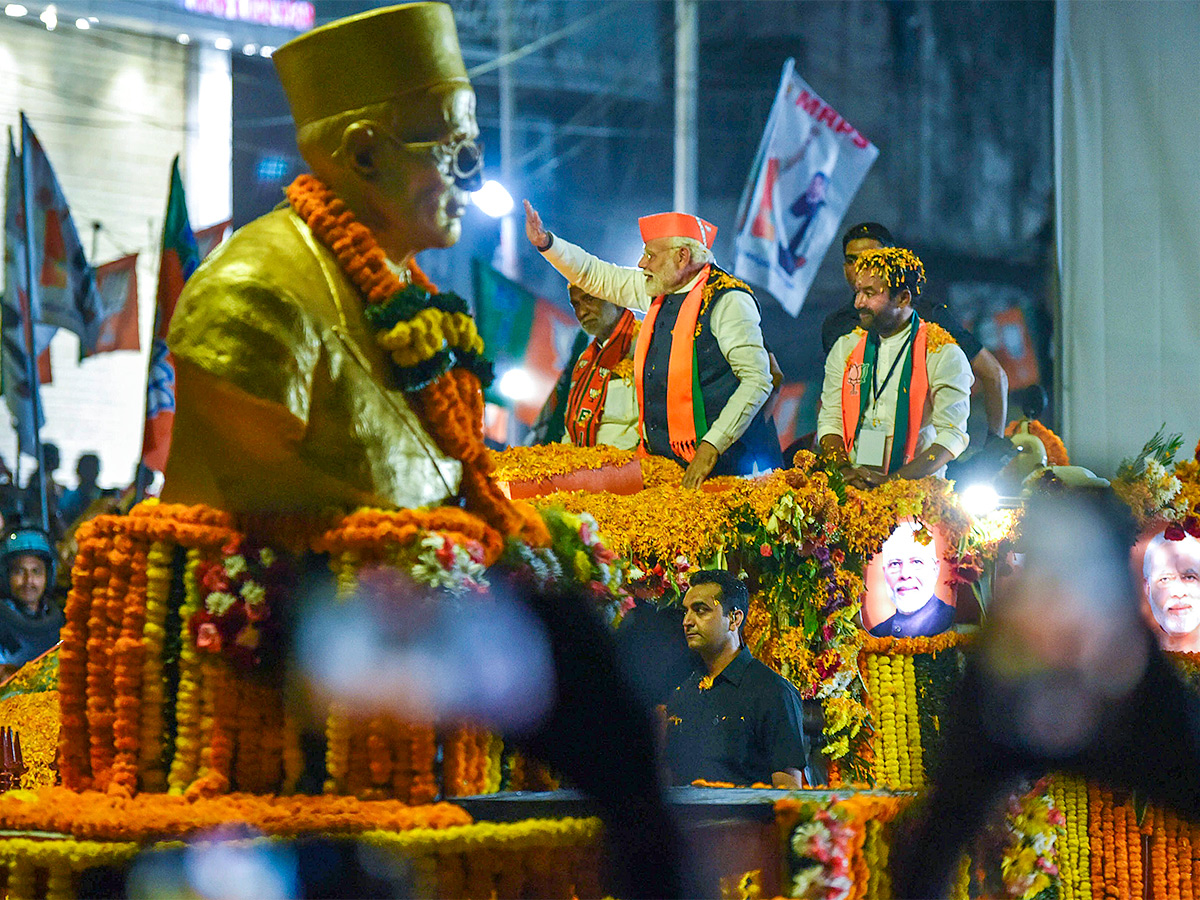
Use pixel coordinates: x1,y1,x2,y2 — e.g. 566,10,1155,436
853,246,926,295
286,174,546,545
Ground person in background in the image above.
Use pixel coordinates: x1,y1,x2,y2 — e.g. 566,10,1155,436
822,222,1010,442
60,452,103,525
0,529,63,676
558,284,640,450
23,442,65,538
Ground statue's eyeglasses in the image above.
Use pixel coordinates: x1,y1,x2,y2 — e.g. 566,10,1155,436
386,132,484,190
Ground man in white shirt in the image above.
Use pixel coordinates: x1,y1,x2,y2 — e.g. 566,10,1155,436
559,284,640,450
523,201,777,487
817,247,972,489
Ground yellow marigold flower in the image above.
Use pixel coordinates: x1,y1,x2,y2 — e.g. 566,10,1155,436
223,554,247,578
204,590,238,616
854,247,926,294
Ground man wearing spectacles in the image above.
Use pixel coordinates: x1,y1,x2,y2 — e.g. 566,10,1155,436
524,202,780,488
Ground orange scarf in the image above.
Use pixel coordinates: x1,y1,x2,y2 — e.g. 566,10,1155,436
632,266,711,462
565,309,637,447
840,321,930,473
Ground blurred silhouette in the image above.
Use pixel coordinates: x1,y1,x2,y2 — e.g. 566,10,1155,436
297,567,686,899
890,489,1200,898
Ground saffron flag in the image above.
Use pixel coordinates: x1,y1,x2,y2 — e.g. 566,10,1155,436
20,114,106,354
2,130,55,453
90,253,140,355
141,157,199,474
734,59,879,316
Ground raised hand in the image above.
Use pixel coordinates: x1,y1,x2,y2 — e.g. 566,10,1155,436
523,199,550,249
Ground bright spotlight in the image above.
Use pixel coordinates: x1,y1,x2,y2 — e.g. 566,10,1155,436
259,45,275,58
470,180,514,218
961,482,1000,518
176,33,191,44
3,4,28,17
497,367,536,402
39,4,56,29
74,16,89,29
242,43,257,56
214,36,233,51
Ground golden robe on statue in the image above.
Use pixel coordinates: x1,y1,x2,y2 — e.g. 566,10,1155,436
162,207,463,513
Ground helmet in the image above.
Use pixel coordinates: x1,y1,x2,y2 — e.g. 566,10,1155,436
2,528,56,587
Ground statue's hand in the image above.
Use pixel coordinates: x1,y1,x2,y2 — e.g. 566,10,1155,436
523,199,550,249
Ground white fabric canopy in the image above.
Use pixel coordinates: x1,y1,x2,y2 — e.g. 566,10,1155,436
1055,1,1200,474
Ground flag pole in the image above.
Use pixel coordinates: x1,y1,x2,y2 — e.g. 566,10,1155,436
17,114,48,533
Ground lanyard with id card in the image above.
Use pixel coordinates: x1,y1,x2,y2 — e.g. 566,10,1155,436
853,329,914,471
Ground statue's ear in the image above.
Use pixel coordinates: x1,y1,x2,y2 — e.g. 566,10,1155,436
338,122,379,176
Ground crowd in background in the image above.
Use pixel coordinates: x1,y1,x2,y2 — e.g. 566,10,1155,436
0,444,151,679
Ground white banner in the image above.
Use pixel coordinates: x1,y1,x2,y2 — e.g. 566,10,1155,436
734,60,879,317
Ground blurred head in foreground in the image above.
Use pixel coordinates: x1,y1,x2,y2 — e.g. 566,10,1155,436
979,489,1146,757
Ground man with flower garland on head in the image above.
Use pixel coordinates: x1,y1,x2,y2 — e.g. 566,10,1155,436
523,201,781,488
822,222,1010,444
816,247,973,490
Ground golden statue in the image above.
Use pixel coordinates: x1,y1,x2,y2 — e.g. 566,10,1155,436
163,3,525,529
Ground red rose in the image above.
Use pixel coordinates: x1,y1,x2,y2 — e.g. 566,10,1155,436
434,537,457,568
1165,523,1187,542
201,565,231,594
196,622,222,651
1185,516,1200,540
760,543,773,558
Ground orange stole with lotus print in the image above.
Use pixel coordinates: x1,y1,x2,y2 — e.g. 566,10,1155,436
840,323,930,473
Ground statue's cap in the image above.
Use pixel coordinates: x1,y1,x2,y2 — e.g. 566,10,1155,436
273,2,470,128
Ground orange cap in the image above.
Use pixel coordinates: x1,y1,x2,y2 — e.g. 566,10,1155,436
638,212,718,248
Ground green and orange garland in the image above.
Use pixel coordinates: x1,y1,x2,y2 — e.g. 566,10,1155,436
285,174,546,545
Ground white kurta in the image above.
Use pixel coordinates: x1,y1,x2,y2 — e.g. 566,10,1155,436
816,324,973,475
541,236,772,455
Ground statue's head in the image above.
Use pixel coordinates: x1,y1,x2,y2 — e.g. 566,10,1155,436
274,2,479,261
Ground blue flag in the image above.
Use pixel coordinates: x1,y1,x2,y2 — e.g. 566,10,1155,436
20,114,105,355
2,129,54,453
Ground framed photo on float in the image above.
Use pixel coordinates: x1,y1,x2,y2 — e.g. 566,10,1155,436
1132,524,1200,654
860,518,957,639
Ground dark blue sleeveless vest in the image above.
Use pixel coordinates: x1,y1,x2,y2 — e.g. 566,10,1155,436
641,267,781,476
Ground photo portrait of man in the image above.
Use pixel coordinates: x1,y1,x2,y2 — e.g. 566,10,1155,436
865,520,956,638
1141,530,1200,653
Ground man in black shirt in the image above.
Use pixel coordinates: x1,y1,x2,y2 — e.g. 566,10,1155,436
663,569,808,787
821,223,1010,439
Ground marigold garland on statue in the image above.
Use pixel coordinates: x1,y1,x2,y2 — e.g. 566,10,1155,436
286,173,544,544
